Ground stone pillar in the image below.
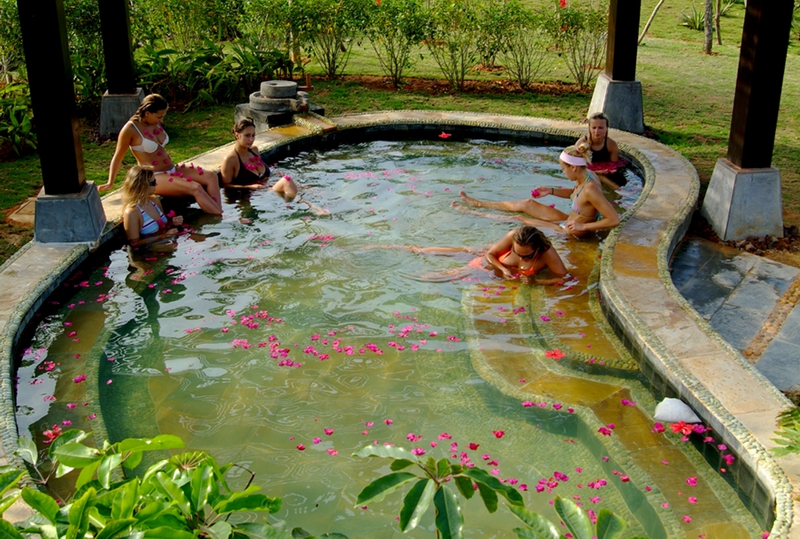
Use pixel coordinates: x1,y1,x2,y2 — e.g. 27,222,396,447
701,0,793,240
588,0,644,134
98,0,143,137
17,0,106,242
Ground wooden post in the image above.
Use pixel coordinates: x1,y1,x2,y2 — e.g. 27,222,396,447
99,0,136,94
727,0,794,169
605,0,642,81
16,0,85,195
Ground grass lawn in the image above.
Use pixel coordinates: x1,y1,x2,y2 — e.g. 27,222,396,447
1,1,799,264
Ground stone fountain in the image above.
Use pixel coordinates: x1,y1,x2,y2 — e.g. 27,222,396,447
234,80,325,131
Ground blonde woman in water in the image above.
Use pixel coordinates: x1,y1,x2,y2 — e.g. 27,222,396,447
455,143,619,238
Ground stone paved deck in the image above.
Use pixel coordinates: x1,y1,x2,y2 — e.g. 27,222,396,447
0,111,797,537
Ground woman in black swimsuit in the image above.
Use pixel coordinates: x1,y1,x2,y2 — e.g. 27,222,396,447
219,118,296,199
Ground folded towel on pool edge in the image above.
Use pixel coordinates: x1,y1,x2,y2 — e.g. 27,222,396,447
653,397,702,424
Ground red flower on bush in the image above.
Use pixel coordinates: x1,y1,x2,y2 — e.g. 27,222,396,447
559,0,567,7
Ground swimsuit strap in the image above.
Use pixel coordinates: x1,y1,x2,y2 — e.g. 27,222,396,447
571,173,597,216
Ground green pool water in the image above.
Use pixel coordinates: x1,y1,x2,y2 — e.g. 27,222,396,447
15,139,762,538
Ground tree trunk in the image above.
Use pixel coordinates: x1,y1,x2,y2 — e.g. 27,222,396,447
703,0,714,53
715,0,722,44
638,0,666,45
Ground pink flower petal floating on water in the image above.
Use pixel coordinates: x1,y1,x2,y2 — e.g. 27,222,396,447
384,419,393,425
438,132,451,139
541,315,550,322
621,398,636,406
66,403,77,410
327,449,338,456
296,444,305,451
651,422,665,433
324,428,334,435
598,427,612,436
662,460,669,465
620,475,630,482
411,448,426,456
493,430,505,439
469,443,480,450
682,516,692,523
88,413,97,420
522,401,534,407
645,485,652,492
365,421,374,427
313,438,321,444
73,375,86,383
722,454,735,465
686,476,698,487
688,496,698,504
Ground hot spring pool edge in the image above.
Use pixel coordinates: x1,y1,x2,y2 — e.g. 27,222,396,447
0,111,796,537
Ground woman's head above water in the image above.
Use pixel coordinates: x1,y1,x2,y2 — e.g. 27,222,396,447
122,165,156,207
512,225,551,256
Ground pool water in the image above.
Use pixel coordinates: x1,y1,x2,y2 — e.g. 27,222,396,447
16,140,761,538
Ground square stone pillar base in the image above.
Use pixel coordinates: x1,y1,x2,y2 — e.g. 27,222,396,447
35,182,107,243
589,74,644,134
99,88,144,137
701,158,783,240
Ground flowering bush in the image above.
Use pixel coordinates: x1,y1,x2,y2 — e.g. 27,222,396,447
364,0,426,88
421,0,482,91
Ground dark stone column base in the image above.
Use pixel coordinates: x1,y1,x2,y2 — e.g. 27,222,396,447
35,182,107,243
99,88,144,137
589,74,644,134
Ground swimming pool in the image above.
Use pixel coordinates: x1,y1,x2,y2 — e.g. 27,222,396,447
15,138,761,538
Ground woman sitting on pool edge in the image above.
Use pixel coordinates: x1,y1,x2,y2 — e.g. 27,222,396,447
219,118,296,199
577,111,628,190
456,142,620,238
122,165,184,250
101,94,222,215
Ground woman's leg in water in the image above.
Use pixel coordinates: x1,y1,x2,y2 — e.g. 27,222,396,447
457,191,567,221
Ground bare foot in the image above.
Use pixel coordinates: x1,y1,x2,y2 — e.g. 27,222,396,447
459,191,484,208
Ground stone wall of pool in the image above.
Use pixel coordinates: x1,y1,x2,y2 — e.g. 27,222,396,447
0,111,797,537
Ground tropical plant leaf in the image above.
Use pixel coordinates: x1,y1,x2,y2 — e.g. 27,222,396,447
508,504,560,539
319,533,349,538
98,453,124,489
95,519,137,539
74,460,100,489
453,476,475,500
235,522,295,539
291,528,311,539
117,435,185,453
21,487,59,524
0,519,25,539
433,486,463,539
123,449,143,470
399,478,435,532
141,527,197,539
0,471,24,497
53,442,101,468
65,488,96,539
355,472,417,506
214,493,281,514
154,472,192,517
14,436,38,466
48,430,90,461
554,497,592,539
111,480,138,520
436,458,450,478
595,508,626,539
462,467,523,505
190,465,215,513
352,444,417,461
390,459,415,471
476,481,498,513
205,520,232,539
0,491,22,516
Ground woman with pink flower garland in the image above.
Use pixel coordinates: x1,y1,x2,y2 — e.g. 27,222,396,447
102,94,222,215
219,118,296,199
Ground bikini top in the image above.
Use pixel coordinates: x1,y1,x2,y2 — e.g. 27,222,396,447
230,149,268,186
138,200,167,235
129,122,169,153
571,172,601,219
499,250,541,276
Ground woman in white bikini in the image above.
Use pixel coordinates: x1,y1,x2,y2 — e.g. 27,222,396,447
102,94,222,215
455,143,619,238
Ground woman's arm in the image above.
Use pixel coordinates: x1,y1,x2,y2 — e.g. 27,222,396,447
123,206,178,247
606,138,620,162
532,186,569,199
531,247,568,285
484,232,516,279
101,124,135,192
566,184,620,233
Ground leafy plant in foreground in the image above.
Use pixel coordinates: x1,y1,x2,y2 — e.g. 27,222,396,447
508,496,648,539
4,431,345,539
354,443,524,539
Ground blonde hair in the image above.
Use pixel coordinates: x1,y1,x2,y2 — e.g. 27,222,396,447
513,226,551,256
587,112,610,144
123,165,156,208
562,142,592,165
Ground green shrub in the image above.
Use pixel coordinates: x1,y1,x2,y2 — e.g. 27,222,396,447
130,0,242,52
0,80,35,156
680,4,705,31
475,0,513,68
422,0,482,92
364,0,425,88
498,3,555,91
292,0,371,79
0,0,22,83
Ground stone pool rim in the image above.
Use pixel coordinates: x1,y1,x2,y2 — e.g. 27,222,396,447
0,111,795,537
